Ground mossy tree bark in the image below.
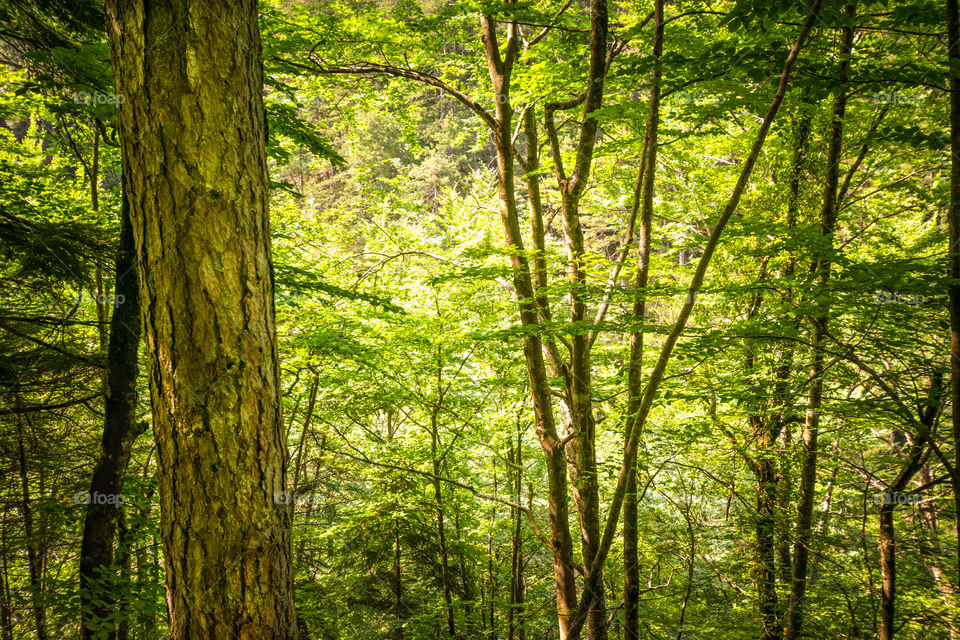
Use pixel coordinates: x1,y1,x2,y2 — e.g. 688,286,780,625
105,1,298,637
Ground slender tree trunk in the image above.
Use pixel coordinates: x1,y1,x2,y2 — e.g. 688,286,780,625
878,502,897,640
79,188,142,640
487,470,497,640
134,454,157,639
430,351,455,638
945,0,960,593
878,440,928,640
480,15,579,636
393,517,403,640
15,413,47,640
775,101,812,593
756,428,781,640
432,455,455,638
875,375,940,640
808,440,840,584
509,433,525,640
0,522,11,640
624,4,663,638
105,1,298,637
292,373,319,491
567,4,824,635
916,465,959,638
454,507,477,637
785,8,855,638
116,511,132,640
538,1,611,635
742,260,781,640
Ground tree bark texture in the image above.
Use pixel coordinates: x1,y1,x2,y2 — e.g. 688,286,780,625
105,1,298,637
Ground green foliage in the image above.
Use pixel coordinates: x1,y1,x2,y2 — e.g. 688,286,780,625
1,1,958,639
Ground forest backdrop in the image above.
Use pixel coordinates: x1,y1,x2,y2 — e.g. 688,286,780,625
0,0,959,639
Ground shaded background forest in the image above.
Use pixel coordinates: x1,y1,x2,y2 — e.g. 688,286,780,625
0,0,958,639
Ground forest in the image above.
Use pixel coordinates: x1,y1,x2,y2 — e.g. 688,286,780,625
0,0,957,638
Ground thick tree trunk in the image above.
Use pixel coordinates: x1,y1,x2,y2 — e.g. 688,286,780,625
785,8,855,638
79,189,142,640
105,1,298,637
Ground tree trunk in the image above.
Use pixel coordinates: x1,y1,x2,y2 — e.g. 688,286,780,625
742,261,782,640
877,394,937,640
430,376,456,638
393,517,403,640
945,0,960,593
808,438,841,585
79,188,143,640
479,15,579,636
567,4,825,635
878,503,896,640
454,507,477,637
486,483,496,640
756,434,780,640
916,464,959,638
116,510,132,640
785,7,855,638
624,4,663,638
538,0,612,634
15,413,47,640
508,432,525,640
775,104,812,591
0,523,12,640
105,1,298,637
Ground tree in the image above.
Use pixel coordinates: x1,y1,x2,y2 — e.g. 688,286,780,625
104,0,298,637
78,189,142,640
785,5,857,638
